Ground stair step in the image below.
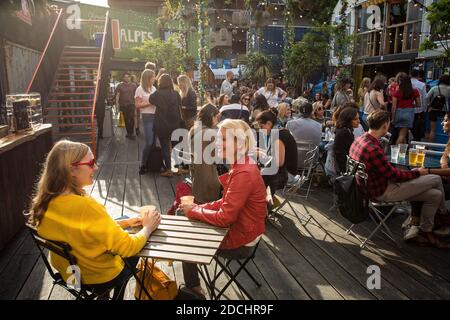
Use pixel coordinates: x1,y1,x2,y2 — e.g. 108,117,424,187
51,123,93,128
61,58,100,62
48,99,94,103
49,92,93,96
54,132,93,136
55,73,97,77
54,80,97,83
63,51,101,56
57,67,98,70
60,62,99,65
45,114,92,119
45,107,92,111
53,86,96,89
64,46,101,51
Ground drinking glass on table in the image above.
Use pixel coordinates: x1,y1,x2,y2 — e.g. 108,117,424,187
390,145,400,160
416,145,426,166
409,148,418,166
398,144,408,159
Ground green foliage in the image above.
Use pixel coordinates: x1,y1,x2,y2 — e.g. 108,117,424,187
419,0,450,61
133,34,187,74
285,31,329,88
292,0,339,24
242,52,273,86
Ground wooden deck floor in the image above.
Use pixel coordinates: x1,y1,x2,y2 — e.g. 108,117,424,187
1,124,450,300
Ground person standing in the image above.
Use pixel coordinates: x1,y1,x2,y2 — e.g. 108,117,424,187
220,71,235,98
410,69,427,141
392,73,420,145
115,72,137,138
149,74,183,177
177,75,197,130
331,78,353,110
135,69,157,175
254,78,287,108
426,74,450,142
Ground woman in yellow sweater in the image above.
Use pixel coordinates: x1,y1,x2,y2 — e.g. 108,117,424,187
29,140,161,299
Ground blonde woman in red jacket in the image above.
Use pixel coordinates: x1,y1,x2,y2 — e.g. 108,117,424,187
179,119,267,298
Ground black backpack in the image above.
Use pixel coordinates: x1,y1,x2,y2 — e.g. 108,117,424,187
428,86,447,111
146,145,164,172
334,162,370,224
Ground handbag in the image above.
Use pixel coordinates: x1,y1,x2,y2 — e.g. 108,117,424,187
134,259,178,300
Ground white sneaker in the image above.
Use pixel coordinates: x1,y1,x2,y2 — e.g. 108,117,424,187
404,225,420,240
401,215,411,229
433,226,450,237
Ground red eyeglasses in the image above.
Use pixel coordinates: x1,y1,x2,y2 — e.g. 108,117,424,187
72,158,96,168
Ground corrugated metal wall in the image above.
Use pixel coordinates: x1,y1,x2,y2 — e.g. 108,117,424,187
4,40,41,94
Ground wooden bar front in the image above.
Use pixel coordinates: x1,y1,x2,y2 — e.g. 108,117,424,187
0,124,52,250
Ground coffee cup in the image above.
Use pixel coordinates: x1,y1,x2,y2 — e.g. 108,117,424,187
180,196,195,205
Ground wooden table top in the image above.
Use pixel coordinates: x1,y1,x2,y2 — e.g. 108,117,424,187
137,214,228,265
0,124,52,155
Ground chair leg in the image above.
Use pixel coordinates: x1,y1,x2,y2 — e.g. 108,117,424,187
214,257,254,300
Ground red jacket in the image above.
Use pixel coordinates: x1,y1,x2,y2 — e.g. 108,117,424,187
186,157,267,250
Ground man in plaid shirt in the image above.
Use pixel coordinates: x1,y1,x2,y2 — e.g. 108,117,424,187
349,110,447,246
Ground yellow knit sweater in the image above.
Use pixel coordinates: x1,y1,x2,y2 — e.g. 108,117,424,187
38,194,147,285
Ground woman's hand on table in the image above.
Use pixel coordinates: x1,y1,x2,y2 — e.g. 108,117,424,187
179,203,195,216
142,209,161,234
412,167,429,176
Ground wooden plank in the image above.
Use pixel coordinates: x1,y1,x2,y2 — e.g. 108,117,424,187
143,243,217,256
89,163,114,206
16,257,54,300
149,235,222,249
252,241,311,300
156,224,228,236
155,173,176,215
137,249,213,265
104,164,127,219
0,234,40,299
122,164,141,217
127,130,139,162
160,218,228,230
141,173,162,214
151,229,225,242
263,224,344,300
307,208,445,299
0,228,28,275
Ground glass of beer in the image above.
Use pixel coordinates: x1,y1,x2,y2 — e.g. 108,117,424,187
416,145,426,166
140,205,156,217
180,196,195,205
409,149,418,166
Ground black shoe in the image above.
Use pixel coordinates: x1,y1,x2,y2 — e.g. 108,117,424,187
135,127,140,136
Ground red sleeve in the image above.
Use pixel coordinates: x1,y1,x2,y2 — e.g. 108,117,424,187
413,89,420,98
186,171,251,227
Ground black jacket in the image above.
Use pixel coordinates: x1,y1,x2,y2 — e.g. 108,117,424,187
149,89,182,139
334,127,354,174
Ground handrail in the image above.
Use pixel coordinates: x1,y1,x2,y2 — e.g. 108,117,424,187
25,8,63,94
91,11,110,156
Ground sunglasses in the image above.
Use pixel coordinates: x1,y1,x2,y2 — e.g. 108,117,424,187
243,98,250,101
72,158,96,168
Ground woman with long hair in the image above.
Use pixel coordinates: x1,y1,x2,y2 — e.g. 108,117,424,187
277,102,292,128
358,77,371,108
189,104,222,204
135,69,157,175
218,94,230,108
334,108,360,174
312,101,325,125
254,78,287,108
177,74,197,130
149,74,183,177
392,72,420,144
363,78,386,122
29,140,161,298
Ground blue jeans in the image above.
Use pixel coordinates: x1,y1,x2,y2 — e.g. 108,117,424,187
141,114,155,167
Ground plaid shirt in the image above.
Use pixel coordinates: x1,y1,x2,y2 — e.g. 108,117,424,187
349,133,420,199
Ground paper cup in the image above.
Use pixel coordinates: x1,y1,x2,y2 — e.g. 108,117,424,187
180,196,195,205
139,205,156,217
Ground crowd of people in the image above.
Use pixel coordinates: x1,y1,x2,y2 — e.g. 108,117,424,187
28,65,450,300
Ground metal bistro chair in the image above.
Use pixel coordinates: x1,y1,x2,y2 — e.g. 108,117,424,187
198,239,262,300
410,141,446,156
173,145,193,186
344,157,405,249
26,223,130,300
272,146,320,226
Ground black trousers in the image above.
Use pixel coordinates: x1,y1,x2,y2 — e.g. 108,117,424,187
182,246,254,289
412,112,426,141
263,169,288,197
121,104,136,135
83,256,139,300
